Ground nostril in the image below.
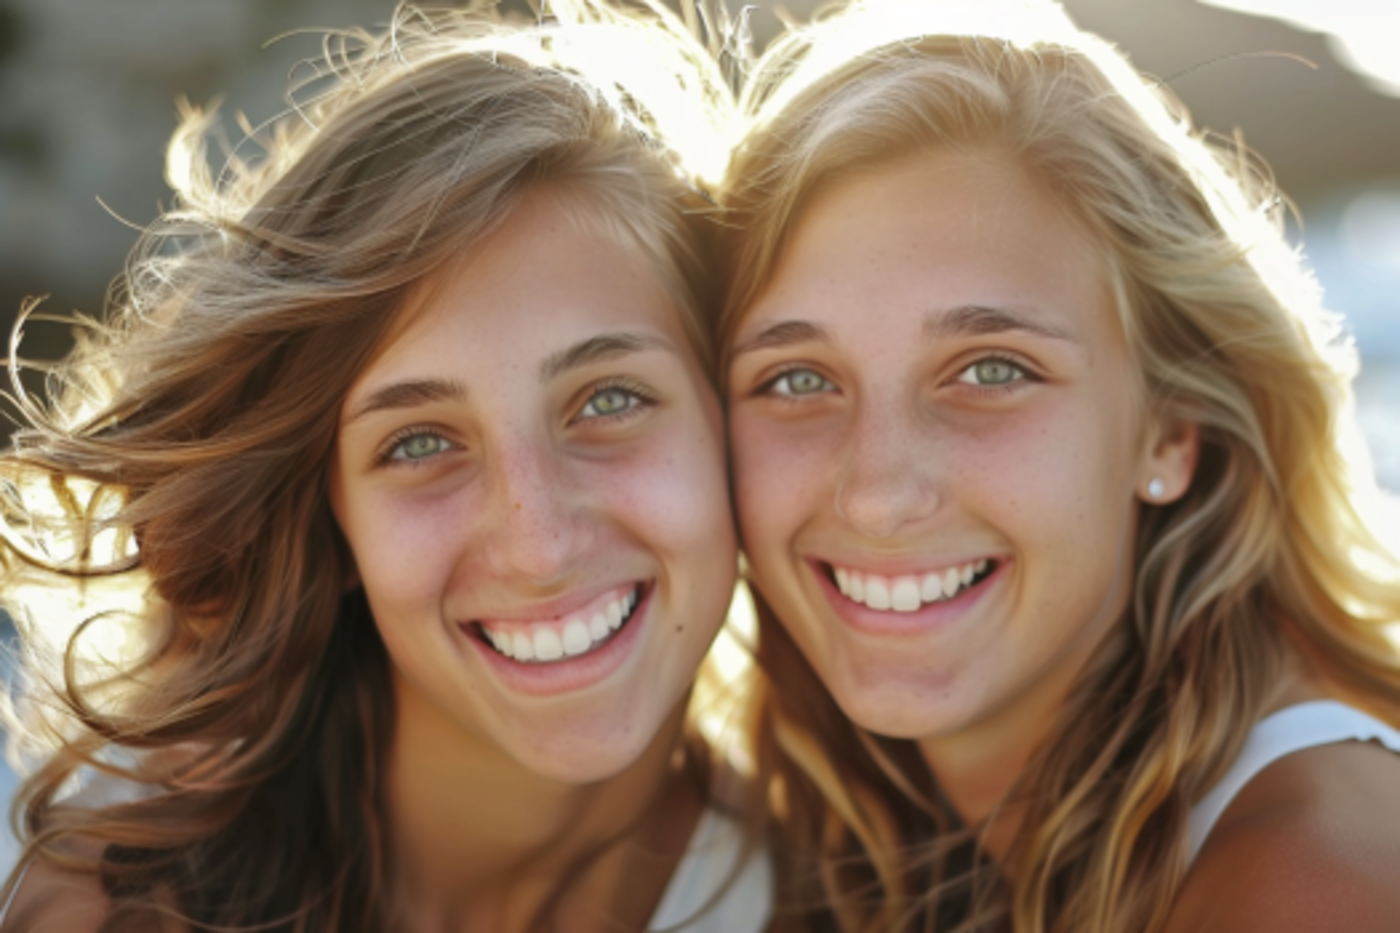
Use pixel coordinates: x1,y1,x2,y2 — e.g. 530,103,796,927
833,446,940,537
834,488,939,538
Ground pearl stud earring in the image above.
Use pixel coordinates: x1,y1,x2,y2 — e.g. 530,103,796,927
1147,477,1165,499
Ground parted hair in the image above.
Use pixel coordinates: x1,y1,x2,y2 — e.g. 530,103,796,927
0,3,733,930
719,1,1400,930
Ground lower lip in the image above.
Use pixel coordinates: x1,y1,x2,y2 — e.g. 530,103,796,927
463,586,651,697
812,559,1008,637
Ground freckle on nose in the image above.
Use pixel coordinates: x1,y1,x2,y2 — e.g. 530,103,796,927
514,502,521,511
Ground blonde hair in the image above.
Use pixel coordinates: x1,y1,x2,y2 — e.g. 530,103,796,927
0,3,734,930
720,1,1400,930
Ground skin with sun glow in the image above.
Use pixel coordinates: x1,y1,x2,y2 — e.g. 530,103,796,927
727,152,1195,822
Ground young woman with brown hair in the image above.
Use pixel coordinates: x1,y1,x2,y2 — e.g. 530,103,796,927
720,1,1400,930
0,3,769,930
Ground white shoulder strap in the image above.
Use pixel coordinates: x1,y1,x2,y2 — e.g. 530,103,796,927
648,807,773,933
1186,700,1400,864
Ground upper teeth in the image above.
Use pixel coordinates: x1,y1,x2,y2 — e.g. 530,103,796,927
833,560,988,612
481,587,638,663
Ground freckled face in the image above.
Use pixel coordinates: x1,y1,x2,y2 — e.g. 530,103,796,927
727,152,1150,743
331,192,736,783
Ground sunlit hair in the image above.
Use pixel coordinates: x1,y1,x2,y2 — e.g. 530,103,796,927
0,2,736,929
719,1,1400,930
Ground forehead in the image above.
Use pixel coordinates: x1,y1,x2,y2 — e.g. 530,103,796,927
742,149,1114,343
363,190,687,380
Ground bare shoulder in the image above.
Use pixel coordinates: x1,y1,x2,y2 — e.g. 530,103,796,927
1165,740,1400,933
2,859,110,933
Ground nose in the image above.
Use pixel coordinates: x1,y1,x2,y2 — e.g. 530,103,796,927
833,401,939,539
481,435,591,586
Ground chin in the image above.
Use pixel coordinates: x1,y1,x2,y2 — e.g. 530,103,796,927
505,714,664,785
842,698,944,741
830,671,971,742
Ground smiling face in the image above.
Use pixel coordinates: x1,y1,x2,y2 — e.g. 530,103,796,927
330,190,735,783
728,151,1193,753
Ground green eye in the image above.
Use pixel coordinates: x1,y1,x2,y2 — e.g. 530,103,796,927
390,433,450,461
579,387,640,420
773,368,833,396
959,358,1024,386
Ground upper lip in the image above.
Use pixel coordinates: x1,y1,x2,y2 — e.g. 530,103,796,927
464,580,642,625
809,554,1003,577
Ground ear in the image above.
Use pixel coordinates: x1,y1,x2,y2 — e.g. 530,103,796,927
1138,415,1199,504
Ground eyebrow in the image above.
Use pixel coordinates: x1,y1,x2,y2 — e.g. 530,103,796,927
344,378,468,425
728,320,832,359
345,331,673,425
539,331,674,382
924,305,1077,343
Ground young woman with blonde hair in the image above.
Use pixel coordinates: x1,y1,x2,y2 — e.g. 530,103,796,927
0,3,770,930
720,1,1400,930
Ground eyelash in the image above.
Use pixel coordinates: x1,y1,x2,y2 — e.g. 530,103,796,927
369,378,657,469
373,426,456,468
756,365,836,400
571,377,656,424
749,354,1038,403
952,354,1039,393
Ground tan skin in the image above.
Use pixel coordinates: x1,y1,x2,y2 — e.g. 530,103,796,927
727,149,1400,929
329,193,737,929
10,192,738,932
1163,678,1400,933
383,690,703,931
9,742,703,933
729,150,1196,853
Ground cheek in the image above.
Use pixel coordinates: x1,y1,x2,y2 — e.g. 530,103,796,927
588,422,737,650
956,400,1142,642
729,413,835,556
340,485,468,617
593,420,734,558
949,399,1132,533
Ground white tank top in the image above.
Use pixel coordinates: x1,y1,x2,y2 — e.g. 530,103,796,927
1186,700,1400,864
647,806,774,931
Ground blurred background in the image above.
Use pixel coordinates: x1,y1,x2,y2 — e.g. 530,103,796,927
0,0,1396,868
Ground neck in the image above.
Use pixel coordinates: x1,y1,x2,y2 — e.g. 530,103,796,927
917,691,1056,862
917,624,1119,864
384,679,703,932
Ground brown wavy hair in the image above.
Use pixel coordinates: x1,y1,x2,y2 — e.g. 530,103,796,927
0,3,736,930
718,1,1400,930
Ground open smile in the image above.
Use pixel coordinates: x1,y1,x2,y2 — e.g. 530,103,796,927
471,583,645,665
461,582,653,697
810,557,1006,635
828,559,996,612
